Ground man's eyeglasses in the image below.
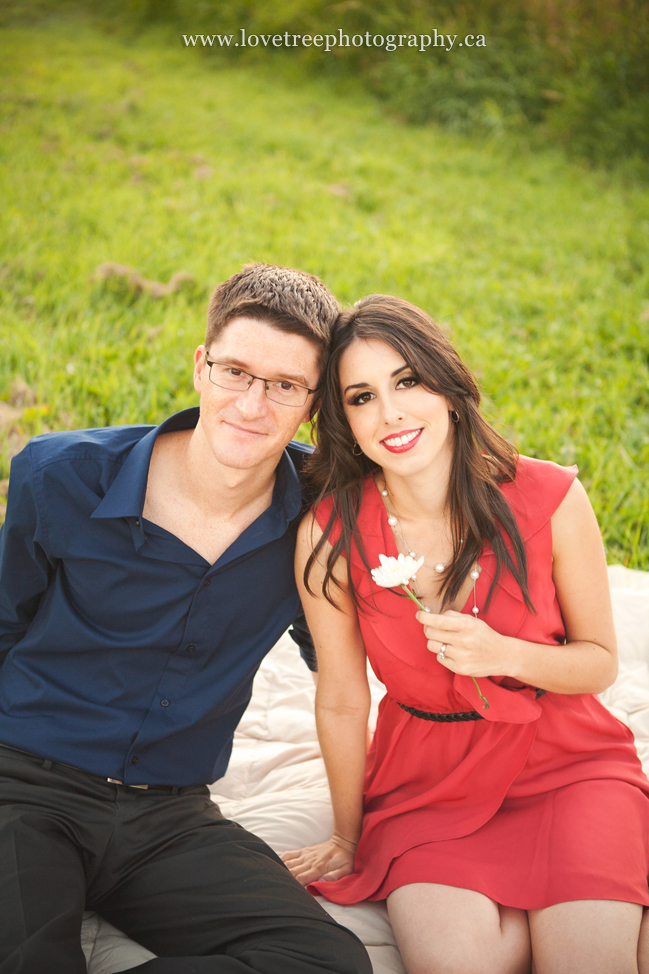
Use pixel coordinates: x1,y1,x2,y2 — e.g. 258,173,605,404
205,357,316,408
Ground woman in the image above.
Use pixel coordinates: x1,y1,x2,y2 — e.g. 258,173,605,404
282,295,649,974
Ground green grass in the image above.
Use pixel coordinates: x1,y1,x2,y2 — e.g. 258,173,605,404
1,23,648,566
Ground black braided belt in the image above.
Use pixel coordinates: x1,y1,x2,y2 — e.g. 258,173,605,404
397,702,483,722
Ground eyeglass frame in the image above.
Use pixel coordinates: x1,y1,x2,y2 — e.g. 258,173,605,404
204,355,318,408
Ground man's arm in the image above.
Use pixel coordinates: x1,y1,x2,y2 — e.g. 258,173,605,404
0,445,54,664
288,609,318,672
286,440,317,671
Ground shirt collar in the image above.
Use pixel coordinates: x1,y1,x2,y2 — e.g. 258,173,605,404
273,443,303,521
91,407,303,523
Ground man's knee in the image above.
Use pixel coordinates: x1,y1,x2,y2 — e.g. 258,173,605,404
320,921,373,974
278,916,372,974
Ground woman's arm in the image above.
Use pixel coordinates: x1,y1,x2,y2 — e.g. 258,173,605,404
281,511,371,885
417,479,618,695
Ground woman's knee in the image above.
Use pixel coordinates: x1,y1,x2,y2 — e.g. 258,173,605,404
387,885,530,974
529,899,642,974
399,949,525,974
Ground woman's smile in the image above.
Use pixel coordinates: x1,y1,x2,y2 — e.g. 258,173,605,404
380,427,423,453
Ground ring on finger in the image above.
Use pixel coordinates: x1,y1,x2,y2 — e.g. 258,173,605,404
438,643,447,661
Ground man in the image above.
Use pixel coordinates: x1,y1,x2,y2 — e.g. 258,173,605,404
0,264,370,974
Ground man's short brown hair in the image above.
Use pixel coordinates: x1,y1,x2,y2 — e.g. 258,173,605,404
206,263,340,368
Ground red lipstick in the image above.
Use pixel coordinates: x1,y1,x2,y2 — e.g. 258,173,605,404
380,428,423,454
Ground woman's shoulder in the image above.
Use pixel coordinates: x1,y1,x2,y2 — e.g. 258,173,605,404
500,454,579,538
512,454,578,497
312,494,335,529
312,477,379,525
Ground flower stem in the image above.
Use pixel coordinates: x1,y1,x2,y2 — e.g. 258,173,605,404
398,584,428,612
472,677,490,709
400,583,490,710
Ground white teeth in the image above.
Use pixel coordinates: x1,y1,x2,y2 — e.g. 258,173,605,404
383,429,421,447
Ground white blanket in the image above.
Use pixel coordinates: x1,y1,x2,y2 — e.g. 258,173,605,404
82,565,649,974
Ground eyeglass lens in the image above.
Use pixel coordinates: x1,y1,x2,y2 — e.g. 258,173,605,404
208,363,309,407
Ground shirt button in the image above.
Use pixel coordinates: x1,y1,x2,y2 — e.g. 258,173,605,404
160,699,170,707
134,518,140,527
203,578,211,587
186,644,195,653
131,756,139,765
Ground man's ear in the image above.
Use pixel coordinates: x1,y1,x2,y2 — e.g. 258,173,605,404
193,345,206,394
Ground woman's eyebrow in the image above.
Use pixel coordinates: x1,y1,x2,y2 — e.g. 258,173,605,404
343,365,409,396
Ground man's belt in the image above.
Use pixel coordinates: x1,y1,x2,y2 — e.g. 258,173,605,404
0,741,182,793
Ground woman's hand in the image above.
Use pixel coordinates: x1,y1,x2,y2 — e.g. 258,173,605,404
416,609,514,678
413,483,618,695
281,834,356,886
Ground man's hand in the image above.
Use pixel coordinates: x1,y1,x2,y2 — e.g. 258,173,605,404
281,836,356,886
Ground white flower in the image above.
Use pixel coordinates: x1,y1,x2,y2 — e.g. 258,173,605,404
371,553,425,589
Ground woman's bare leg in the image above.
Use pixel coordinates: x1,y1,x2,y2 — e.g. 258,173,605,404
528,899,643,974
387,883,531,974
638,909,649,973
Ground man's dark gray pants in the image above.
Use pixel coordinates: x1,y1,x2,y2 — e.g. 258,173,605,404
0,749,371,974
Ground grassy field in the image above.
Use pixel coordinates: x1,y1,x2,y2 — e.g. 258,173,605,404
0,22,648,566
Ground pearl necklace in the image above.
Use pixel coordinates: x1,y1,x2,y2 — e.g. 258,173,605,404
380,482,480,617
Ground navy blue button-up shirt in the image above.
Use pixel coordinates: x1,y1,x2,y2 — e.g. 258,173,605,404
0,407,314,786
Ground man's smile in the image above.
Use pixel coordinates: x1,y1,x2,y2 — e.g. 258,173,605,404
222,420,268,437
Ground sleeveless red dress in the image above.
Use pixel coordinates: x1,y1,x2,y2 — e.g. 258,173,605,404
309,456,649,909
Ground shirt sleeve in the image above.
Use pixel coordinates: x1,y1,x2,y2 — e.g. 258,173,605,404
288,608,318,672
0,444,54,664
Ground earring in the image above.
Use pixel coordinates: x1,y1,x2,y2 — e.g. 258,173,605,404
352,442,363,456
450,409,460,423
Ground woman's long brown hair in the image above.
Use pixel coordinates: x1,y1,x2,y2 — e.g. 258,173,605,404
304,294,533,613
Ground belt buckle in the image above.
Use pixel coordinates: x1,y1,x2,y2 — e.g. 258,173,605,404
106,778,149,790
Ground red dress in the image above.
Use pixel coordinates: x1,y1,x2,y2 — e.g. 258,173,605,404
309,456,649,909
